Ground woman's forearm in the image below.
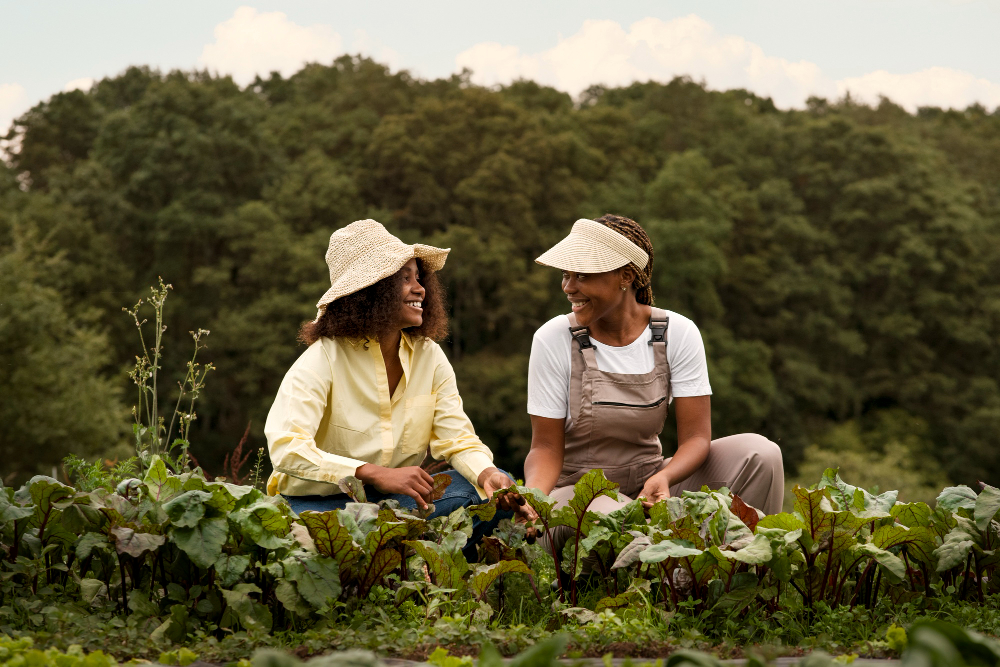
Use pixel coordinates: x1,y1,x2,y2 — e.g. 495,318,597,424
523,446,564,495
659,436,710,487
525,415,566,495
659,395,712,487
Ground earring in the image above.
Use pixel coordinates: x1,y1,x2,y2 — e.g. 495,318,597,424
621,285,628,291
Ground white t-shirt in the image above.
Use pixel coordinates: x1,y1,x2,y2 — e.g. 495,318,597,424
527,311,712,430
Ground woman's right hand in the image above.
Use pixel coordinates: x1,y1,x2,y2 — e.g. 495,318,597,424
356,464,434,509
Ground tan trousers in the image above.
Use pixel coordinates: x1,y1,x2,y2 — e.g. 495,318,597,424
541,433,784,561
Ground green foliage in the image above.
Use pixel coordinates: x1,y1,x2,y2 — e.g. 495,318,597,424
0,635,116,667
1,459,998,662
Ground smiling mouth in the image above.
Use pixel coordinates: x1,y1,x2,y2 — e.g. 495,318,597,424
569,300,589,312
405,301,423,310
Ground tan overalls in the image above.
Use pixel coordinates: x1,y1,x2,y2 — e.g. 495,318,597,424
541,308,784,557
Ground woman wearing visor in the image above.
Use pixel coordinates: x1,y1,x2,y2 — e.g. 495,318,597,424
525,215,784,552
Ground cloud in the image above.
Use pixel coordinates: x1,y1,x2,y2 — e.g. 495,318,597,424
199,6,344,85
457,16,836,108
838,67,1000,111
456,15,1000,111
64,78,95,93
0,83,28,138
351,29,402,72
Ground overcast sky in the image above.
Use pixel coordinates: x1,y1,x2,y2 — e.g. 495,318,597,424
3,1,1000,135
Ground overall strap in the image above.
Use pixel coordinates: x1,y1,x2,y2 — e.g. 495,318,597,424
648,309,669,371
567,313,598,371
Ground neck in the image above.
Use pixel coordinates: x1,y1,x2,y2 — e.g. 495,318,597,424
590,299,650,346
379,329,403,359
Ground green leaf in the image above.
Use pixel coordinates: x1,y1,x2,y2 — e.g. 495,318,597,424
170,516,228,569
469,560,532,600
220,583,272,632
721,533,773,565
756,512,807,533
281,555,342,610
359,548,401,594
936,486,977,514
111,526,166,557
554,469,618,529
143,456,183,502
873,524,937,566
507,634,568,667
640,539,703,563
568,525,613,577
0,492,34,524
337,476,367,503
468,503,497,522
215,553,251,587
891,502,933,528
595,589,643,612
337,503,381,543
232,499,290,549
612,531,651,569
163,490,212,528
851,543,906,581
933,516,983,572
364,509,408,554
79,578,106,604
298,511,362,572
76,531,111,560
974,483,1000,531
16,475,75,513
818,467,896,518
405,539,469,591
274,579,313,617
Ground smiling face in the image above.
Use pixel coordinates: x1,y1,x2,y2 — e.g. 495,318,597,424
397,258,426,329
562,266,636,327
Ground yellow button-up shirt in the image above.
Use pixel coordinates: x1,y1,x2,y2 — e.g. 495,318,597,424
265,332,495,499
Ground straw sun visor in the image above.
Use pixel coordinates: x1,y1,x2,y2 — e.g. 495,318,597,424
535,218,649,274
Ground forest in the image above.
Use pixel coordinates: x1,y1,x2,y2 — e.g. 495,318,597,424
2,56,999,494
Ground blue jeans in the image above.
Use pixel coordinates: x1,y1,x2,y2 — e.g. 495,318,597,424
284,469,513,561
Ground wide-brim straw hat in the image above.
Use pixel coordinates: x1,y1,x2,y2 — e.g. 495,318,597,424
535,218,648,273
314,219,449,320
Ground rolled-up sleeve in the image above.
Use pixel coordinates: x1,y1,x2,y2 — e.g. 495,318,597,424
427,349,495,498
265,344,366,491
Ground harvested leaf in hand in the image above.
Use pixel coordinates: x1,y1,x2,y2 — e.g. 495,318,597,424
337,476,367,503
430,474,451,501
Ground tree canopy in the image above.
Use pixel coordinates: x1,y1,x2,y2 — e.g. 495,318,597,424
3,58,998,488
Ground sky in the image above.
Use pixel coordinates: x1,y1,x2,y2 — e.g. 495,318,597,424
2,1,1000,136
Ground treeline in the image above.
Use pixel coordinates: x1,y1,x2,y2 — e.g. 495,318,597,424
2,57,999,488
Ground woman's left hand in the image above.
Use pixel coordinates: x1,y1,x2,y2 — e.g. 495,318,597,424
637,471,672,508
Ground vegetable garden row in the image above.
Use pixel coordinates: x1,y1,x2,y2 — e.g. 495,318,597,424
1,455,999,663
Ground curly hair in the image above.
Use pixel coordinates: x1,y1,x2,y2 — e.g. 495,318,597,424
594,214,655,306
298,259,449,345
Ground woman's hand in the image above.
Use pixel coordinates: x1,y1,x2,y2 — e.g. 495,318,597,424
478,467,538,523
356,464,434,509
637,471,672,508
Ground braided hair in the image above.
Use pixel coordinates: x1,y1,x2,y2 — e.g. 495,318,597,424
594,214,655,306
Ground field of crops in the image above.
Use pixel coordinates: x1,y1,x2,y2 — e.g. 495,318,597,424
2,456,999,666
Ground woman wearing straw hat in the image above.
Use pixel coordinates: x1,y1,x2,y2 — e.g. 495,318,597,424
265,220,522,542
525,215,784,553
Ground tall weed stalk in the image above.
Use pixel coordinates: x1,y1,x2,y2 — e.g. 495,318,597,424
124,278,214,474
